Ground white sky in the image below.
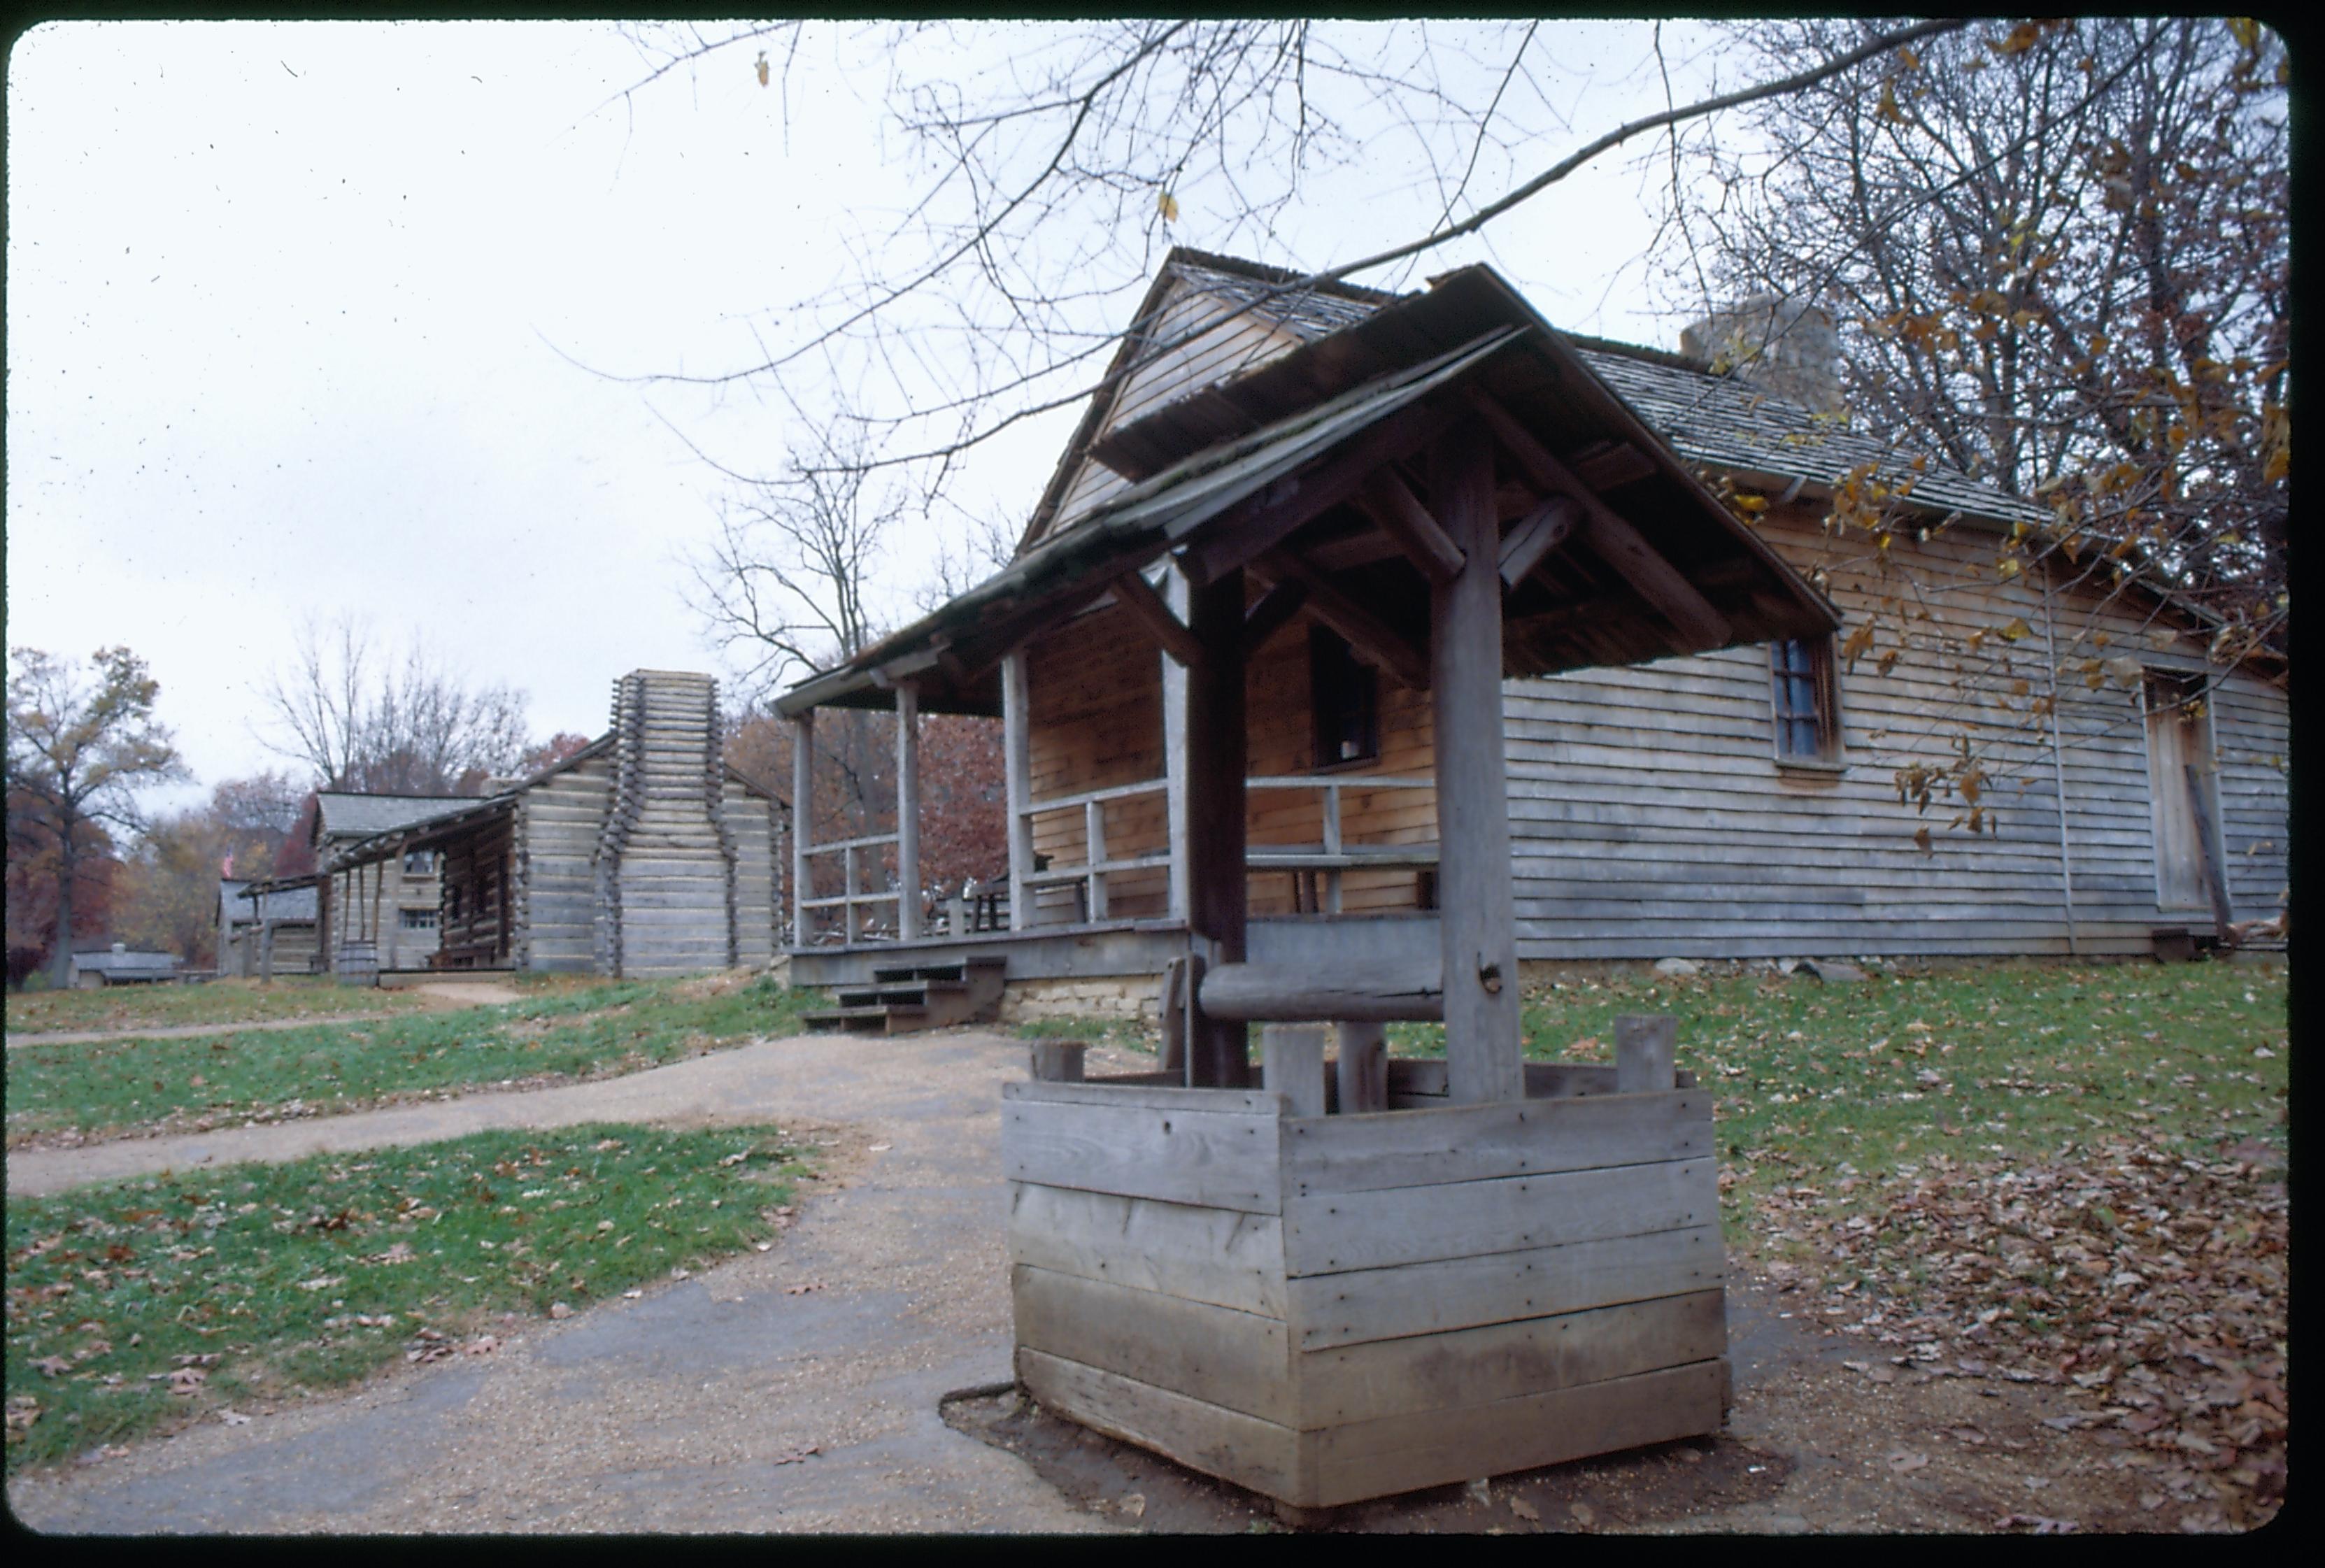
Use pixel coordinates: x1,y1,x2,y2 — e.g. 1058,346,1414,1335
6,19,1733,817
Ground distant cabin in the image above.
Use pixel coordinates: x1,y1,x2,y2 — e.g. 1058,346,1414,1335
292,669,784,980
66,944,180,988
217,878,321,978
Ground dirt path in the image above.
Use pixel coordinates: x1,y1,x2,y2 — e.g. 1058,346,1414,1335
7,1026,1110,1534
5,1028,2194,1534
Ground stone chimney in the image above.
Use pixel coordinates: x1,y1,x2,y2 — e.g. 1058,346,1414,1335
1679,294,1844,417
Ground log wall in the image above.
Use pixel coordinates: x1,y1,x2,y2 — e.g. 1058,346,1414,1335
515,755,614,974
1005,1074,1728,1509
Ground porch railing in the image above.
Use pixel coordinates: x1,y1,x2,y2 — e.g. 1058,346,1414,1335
797,829,902,942
1014,772,1437,925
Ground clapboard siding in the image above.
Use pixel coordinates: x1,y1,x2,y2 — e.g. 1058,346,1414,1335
1498,501,2288,958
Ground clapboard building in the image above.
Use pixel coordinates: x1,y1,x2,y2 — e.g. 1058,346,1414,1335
778,250,2287,1018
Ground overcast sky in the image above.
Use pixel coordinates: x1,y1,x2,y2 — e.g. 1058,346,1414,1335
6,19,1732,816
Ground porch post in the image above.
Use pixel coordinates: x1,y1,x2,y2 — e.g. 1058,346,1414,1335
1185,566,1251,1087
1161,562,1193,922
1002,650,1034,931
791,711,814,946
1430,424,1526,1103
895,682,923,940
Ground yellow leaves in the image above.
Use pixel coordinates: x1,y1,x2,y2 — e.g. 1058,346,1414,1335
1841,622,1876,667
2104,655,2145,689
2228,17,2262,52
1997,557,2022,580
1991,20,2062,56
1732,492,1768,514
1877,83,1907,125
1157,190,1180,223
2000,618,2032,642
2009,678,2032,699
2261,402,2289,485
755,51,769,87
1914,826,1933,855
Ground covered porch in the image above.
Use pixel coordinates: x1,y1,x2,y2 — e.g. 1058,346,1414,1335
777,262,1840,1053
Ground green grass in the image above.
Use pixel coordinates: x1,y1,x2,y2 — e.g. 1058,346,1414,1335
6,976,823,1148
1015,1014,1157,1055
1387,959,2288,1241
3,1122,814,1472
4,976,444,1037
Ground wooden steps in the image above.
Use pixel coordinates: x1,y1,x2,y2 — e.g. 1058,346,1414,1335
804,956,1006,1036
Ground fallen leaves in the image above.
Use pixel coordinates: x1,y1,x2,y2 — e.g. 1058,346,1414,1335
770,1445,820,1466
548,1302,572,1320
1778,1132,2286,1527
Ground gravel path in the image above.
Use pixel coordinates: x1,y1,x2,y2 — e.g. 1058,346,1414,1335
6,1027,1117,1534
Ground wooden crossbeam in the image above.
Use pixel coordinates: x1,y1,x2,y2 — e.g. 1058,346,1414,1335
1498,494,1581,589
1241,578,1310,659
1251,550,1430,690
1110,569,1204,667
1181,395,1465,588
1465,390,1733,652
1355,470,1466,585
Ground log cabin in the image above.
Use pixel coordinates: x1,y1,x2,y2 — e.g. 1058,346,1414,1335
287,669,783,980
782,250,2289,1025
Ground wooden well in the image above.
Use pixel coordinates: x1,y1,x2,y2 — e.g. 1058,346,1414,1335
1003,1038,1729,1511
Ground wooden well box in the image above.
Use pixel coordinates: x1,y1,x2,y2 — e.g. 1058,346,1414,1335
1002,1053,1729,1511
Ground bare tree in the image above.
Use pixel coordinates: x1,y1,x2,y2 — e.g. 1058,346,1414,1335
6,646,187,986
1672,18,2287,654
257,613,533,795
683,437,914,700
603,19,1960,495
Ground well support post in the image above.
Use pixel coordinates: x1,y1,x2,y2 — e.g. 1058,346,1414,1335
1185,566,1251,1087
1429,425,1526,1104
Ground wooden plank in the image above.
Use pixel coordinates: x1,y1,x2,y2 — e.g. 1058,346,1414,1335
790,711,813,943
1185,566,1251,1086
1288,1223,1725,1350
1002,650,1034,932
1250,550,1430,690
1002,1096,1281,1213
1179,393,1465,587
1007,1182,1287,1316
1004,1079,1280,1115
1260,1025,1328,1119
1297,1290,1726,1427
1028,1041,1086,1083
1309,1360,1726,1507
1467,388,1732,651
1283,1088,1712,1195
1016,1347,1303,1504
1240,578,1310,659
1111,569,1206,668
1283,1157,1716,1276
1334,1021,1387,1116
1355,469,1465,585
1498,495,1580,589
1013,1264,1295,1425
1615,1013,1677,1094
895,682,921,941
1199,958,1442,1021
2187,762,2235,941
1429,423,1526,1105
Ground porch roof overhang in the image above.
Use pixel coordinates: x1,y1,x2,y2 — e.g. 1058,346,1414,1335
776,262,1840,718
